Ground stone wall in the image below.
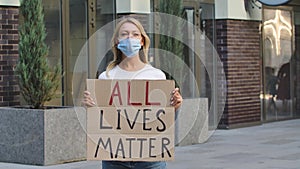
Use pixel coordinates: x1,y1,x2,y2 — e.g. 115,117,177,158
0,6,20,106
216,19,262,128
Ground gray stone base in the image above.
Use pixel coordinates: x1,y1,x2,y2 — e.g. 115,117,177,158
175,98,208,146
0,107,86,165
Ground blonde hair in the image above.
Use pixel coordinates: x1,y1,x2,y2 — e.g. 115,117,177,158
106,17,150,77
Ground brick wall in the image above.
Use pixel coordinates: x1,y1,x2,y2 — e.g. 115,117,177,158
0,7,20,106
216,19,262,129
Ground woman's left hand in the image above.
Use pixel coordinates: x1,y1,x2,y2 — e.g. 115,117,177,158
171,88,182,111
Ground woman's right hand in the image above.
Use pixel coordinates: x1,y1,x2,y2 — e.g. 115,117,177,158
83,91,96,107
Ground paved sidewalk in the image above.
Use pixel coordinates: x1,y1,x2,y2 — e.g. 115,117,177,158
0,119,299,169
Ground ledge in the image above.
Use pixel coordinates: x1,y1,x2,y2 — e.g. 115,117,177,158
0,0,20,7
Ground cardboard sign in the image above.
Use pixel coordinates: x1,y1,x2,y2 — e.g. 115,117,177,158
86,80,175,161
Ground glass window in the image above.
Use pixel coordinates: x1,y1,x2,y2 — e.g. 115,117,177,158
293,10,300,118
262,8,295,121
43,0,62,105
67,0,88,106
94,0,115,77
69,0,115,106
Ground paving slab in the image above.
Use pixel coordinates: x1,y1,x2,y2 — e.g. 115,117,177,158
0,119,299,169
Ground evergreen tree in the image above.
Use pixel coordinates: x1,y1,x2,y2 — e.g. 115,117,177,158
16,0,61,109
158,0,184,85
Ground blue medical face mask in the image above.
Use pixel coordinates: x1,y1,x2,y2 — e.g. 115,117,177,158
117,38,142,58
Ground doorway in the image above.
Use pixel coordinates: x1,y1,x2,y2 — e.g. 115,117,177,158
62,0,115,105
182,0,219,128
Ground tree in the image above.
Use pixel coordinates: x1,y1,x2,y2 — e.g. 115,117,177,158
16,0,61,109
158,0,184,86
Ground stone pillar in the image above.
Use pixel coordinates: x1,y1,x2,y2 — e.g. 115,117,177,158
0,6,20,106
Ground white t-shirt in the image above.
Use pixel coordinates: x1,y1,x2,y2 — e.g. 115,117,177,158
98,64,166,80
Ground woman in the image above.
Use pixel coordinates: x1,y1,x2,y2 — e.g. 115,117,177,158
84,17,182,169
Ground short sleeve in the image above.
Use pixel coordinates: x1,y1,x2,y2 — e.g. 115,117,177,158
98,71,107,79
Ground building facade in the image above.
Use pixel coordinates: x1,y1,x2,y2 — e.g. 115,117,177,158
0,0,299,129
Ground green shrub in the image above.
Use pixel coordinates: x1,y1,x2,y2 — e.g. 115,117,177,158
158,0,184,86
16,0,61,109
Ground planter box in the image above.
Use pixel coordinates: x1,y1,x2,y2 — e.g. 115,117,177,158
0,107,86,165
175,98,208,146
